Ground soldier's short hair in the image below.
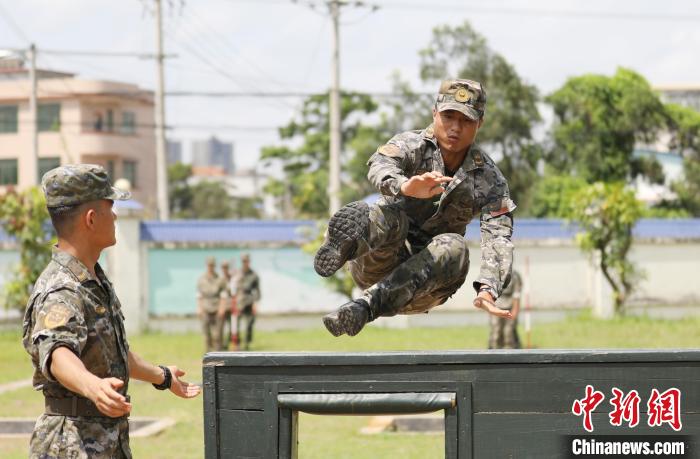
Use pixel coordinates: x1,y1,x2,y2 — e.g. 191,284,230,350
48,203,87,237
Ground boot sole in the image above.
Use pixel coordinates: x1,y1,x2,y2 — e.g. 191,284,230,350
314,201,369,277
322,306,367,337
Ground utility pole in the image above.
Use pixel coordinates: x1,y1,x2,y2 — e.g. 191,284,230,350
328,0,342,216
28,43,38,186
154,0,169,220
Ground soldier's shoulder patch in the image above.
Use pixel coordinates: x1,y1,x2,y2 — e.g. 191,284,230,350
377,143,401,157
43,303,72,329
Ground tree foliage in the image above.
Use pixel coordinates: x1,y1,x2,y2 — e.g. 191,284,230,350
0,187,53,310
569,182,643,314
168,162,254,219
530,174,587,218
666,103,700,216
261,92,382,218
546,68,667,183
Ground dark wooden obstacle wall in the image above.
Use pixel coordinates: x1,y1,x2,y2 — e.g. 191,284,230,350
203,350,700,458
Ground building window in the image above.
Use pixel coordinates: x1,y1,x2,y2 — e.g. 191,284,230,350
121,111,136,134
0,105,18,133
106,160,115,181
123,160,137,188
106,109,114,132
38,103,61,132
0,159,18,185
38,157,61,182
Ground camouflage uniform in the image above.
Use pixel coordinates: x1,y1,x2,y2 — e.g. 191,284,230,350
197,268,227,352
235,267,260,350
23,164,132,458
489,270,522,349
317,79,516,332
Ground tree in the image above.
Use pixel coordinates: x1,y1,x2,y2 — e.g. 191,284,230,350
0,187,53,311
418,21,542,213
189,181,234,219
546,68,667,183
261,92,382,218
666,103,700,216
530,174,587,218
168,162,194,218
569,182,643,315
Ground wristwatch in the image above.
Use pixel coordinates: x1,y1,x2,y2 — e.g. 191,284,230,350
152,365,172,391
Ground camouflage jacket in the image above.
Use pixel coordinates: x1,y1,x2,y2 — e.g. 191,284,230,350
22,248,131,457
366,125,516,297
197,273,227,313
235,269,260,309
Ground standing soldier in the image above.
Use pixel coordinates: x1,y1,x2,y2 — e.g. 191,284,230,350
314,78,516,336
23,164,200,459
234,253,260,351
488,270,522,349
197,257,227,352
218,260,235,350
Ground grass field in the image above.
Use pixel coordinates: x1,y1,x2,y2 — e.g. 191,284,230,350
1,312,698,458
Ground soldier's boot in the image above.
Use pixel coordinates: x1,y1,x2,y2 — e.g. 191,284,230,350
314,201,370,277
322,298,373,337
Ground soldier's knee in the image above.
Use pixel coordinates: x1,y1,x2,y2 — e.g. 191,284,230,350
371,203,409,240
429,233,469,277
432,233,469,260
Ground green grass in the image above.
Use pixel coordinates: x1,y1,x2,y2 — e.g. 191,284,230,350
1,312,699,458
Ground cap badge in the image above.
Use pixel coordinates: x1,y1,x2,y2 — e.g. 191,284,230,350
455,88,470,103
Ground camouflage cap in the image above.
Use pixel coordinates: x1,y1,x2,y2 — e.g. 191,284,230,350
41,164,131,208
206,256,216,266
435,79,486,120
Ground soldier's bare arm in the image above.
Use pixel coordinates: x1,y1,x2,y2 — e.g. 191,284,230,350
128,350,201,399
400,171,453,198
50,346,132,417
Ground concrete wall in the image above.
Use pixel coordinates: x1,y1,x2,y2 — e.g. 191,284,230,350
2,228,699,333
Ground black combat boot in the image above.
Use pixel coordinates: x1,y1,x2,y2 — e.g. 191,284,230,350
322,298,372,337
314,201,369,277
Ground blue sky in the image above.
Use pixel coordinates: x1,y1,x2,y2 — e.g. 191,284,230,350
1,0,699,171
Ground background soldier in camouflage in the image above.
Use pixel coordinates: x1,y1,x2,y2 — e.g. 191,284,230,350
23,164,201,459
218,259,235,350
489,269,522,349
315,79,516,336
196,257,228,352
234,253,260,351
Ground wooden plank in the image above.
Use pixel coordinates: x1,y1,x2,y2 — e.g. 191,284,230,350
202,365,219,459
218,410,266,459
473,413,700,458
204,350,700,368
215,364,700,411
473,378,700,413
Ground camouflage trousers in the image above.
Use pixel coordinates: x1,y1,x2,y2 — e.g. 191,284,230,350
201,311,223,352
488,311,520,349
348,203,470,317
29,414,131,459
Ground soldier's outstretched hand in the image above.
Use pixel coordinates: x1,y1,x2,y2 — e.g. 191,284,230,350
473,291,513,319
400,171,453,198
167,366,202,399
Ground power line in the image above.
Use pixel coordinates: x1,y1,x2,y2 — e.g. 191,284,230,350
380,1,700,22
0,4,31,44
223,0,700,22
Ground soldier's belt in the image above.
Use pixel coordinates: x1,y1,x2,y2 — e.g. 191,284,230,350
45,395,130,418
